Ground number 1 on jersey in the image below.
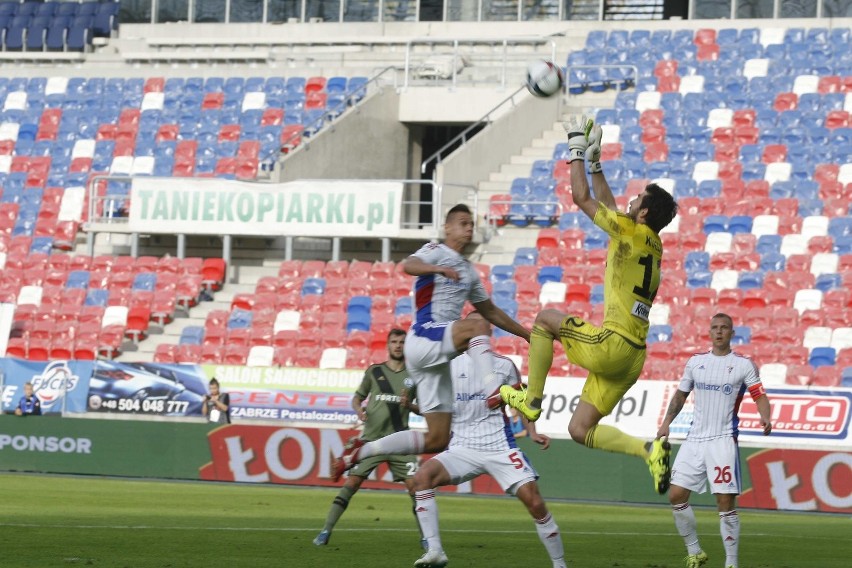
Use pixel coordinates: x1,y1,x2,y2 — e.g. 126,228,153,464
633,254,660,301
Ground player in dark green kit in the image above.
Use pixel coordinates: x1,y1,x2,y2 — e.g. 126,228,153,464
314,329,424,548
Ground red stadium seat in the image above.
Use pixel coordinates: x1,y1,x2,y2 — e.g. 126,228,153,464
153,343,178,363
774,92,798,111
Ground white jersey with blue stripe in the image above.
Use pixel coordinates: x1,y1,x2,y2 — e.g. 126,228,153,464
678,351,762,441
411,242,489,327
448,352,521,451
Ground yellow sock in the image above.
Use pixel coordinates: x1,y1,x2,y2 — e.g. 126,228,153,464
526,325,555,407
585,424,648,459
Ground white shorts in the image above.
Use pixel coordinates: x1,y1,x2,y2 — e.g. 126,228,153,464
433,446,538,495
671,437,741,495
405,321,459,413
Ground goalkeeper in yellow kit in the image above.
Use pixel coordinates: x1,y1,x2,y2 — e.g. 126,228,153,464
499,115,679,494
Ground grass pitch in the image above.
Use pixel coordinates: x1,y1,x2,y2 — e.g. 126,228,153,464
1,473,848,567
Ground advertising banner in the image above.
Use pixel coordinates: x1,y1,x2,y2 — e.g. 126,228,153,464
198,424,503,494
0,359,93,414
535,377,668,440
209,364,364,424
0,416,848,512
739,449,852,513
85,360,208,416
128,178,404,237
666,386,852,445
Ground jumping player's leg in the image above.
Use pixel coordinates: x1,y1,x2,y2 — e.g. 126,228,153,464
515,481,566,568
522,309,565,409
569,399,646,458
499,309,565,420
570,369,671,494
334,323,458,480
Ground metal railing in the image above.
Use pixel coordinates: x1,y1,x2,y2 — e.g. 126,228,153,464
420,84,529,176
121,0,848,23
403,36,558,90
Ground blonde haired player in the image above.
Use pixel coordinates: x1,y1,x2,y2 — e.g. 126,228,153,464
499,115,679,494
657,313,772,568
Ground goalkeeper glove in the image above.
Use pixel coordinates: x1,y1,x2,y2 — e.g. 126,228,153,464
562,115,594,163
587,124,603,174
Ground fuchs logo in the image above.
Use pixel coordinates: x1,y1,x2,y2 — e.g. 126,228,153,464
30,361,80,409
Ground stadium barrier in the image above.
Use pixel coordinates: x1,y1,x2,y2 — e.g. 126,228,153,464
0,416,848,513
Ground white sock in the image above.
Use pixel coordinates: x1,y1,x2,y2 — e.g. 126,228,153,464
358,430,424,461
414,490,443,552
468,334,495,384
672,503,702,555
534,512,566,568
719,509,739,567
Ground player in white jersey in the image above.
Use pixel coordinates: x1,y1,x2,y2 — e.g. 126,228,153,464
412,313,566,568
656,313,772,568
332,204,530,482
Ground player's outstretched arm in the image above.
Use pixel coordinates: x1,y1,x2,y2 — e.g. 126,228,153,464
473,299,531,342
586,124,617,210
564,115,600,221
657,389,688,439
403,255,459,281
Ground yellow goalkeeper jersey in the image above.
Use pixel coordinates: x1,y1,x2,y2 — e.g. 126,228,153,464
593,203,663,345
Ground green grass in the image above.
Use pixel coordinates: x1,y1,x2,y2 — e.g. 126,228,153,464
1,473,849,567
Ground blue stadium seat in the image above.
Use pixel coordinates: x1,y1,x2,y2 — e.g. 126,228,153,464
228,309,253,329
84,288,109,307
687,270,713,288
394,296,412,317
538,266,562,285
828,218,852,239
179,326,205,345
759,252,785,272
685,251,710,272
732,326,751,345
809,347,836,368
703,215,728,234
490,265,514,283
728,215,753,234
697,180,721,198
584,228,609,250
513,247,538,266
346,311,371,333
815,273,842,292
737,272,764,290
590,284,604,304
492,281,517,303
754,235,781,254
301,277,326,296
834,236,852,255
132,272,157,292
798,200,823,217
647,324,673,344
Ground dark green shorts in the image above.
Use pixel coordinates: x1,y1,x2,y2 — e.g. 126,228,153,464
350,454,419,482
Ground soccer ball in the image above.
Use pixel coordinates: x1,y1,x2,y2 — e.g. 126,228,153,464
526,59,564,98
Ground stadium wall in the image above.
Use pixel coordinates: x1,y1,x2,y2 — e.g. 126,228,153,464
278,88,412,181
1,417,849,513
435,86,562,193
